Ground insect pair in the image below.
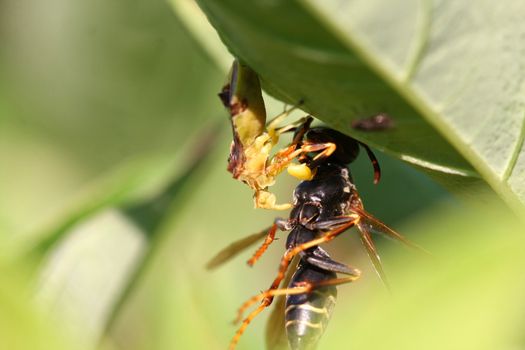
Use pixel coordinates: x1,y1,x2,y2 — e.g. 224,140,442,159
213,60,419,350
219,60,350,210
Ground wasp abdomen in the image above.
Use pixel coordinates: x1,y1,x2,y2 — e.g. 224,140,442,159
285,264,337,350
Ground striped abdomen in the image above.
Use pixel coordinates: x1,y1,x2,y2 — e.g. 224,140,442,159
285,263,337,350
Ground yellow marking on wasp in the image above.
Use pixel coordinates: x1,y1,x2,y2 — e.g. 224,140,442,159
309,290,337,305
285,303,330,316
285,319,324,330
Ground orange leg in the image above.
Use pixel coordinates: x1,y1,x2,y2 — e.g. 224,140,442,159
229,285,313,350
266,141,337,177
313,275,360,287
229,300,271,350
229,275,360,350
308,143,337,161
235,217,358,321
266,145,302,176
229,216,359,349
247,224,278,266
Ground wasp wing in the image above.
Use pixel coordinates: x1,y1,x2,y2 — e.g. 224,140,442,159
205,228,270,270
352,207,428,287
352,207,428,253
356,220,390,288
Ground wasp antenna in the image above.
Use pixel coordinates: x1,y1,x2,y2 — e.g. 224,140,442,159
358,141,381,184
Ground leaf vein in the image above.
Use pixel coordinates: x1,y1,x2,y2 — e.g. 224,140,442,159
404,0,432,82
503,112,525,181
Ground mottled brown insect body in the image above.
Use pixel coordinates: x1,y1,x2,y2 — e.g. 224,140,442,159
352,113,395,131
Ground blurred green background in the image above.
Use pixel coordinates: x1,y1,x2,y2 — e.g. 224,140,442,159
1,1,524,350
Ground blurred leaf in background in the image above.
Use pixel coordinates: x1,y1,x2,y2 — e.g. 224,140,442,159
0,259,82,350
0,0,223,238
319,200,525,350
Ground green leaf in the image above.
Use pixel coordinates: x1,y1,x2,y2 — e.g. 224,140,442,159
102,125,221,336
319,201,525,350
0,0,224,239
170,0,233,71
195,0,525,212
34,125,221,345
22,155,181,262
0,258,82,350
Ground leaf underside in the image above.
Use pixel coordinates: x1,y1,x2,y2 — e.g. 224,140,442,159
196,0,525,212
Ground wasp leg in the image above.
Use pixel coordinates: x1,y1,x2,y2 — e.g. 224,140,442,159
281,141,340,181
229,274,359,350
246,225,278,266
292,275,360,290
247,218,291,266
267,146,303,173
229,283,314,350
266,101,304,136
274,115,313,140
302,215,391,286
305,247,361,276
306,216,356,231
263,116,314,178
206,228,273,270
310,214,393,287
297,142,338,171
238,215,360,319
230,216,359,347
266,140,337,182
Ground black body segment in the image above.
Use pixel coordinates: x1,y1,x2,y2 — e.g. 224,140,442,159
226,124,417,350
290,163,354,222
281,162,361,350
285,262,337,350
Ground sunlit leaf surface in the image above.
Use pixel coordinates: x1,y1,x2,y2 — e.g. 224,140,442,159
196,0,525,212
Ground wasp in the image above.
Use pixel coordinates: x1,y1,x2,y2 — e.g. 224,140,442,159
219,60,342,210
209,126,421,350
